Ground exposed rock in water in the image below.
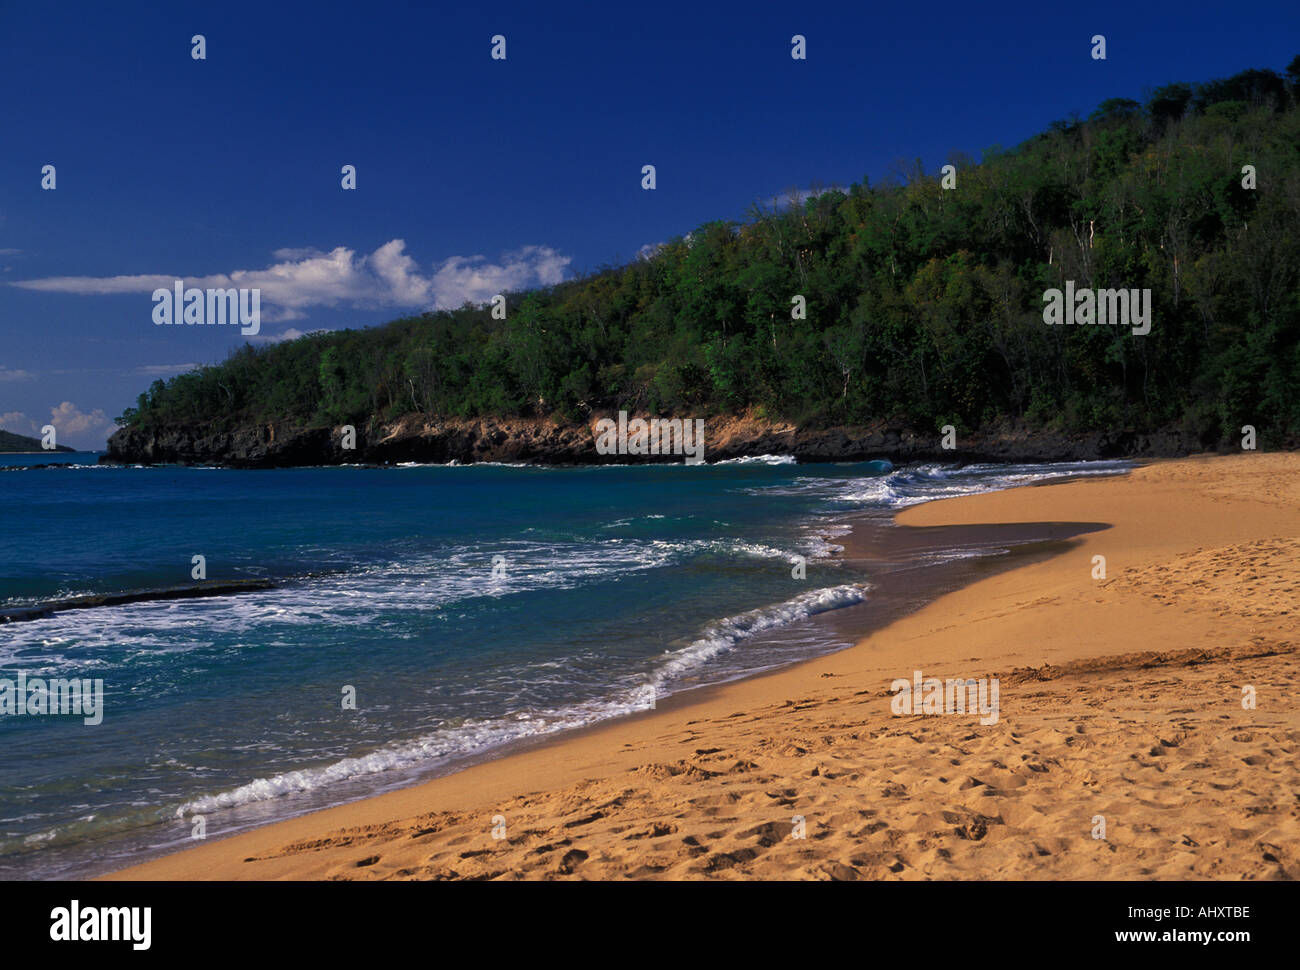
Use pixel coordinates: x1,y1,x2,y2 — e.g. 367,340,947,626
0,580,278,624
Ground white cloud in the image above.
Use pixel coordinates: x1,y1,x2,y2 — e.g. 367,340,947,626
1,403,116,449
0,366,34,382
637,242,665,261
47,401,118,450
10,240,573,320
761,186,839,210
248,327,313,345
135,363,201,376
428,244,570,308
0,411,35,435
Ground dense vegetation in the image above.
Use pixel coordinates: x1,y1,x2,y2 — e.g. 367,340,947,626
0,429,73,453
120,59,1300,445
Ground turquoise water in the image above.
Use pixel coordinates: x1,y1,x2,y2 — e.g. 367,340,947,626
0,454,1128,878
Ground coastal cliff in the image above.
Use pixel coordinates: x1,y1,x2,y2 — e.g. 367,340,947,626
103,60,1300,472
100,413,1225,468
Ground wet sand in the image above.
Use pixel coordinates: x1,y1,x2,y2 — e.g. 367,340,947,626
103,453,1299,880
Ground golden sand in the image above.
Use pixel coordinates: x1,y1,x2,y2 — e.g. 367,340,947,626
104,453,1299,880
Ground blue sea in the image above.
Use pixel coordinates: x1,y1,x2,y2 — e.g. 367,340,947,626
0,452,1128,878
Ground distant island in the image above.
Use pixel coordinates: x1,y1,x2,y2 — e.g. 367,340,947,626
0,429,76,453
105,58,1300,468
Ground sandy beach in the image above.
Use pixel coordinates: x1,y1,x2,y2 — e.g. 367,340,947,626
104,452,1299,881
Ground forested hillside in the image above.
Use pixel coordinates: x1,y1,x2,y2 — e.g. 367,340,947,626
0,429,75,453
118,59,1300,448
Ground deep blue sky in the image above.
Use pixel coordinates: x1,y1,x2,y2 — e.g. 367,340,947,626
2,0,1296,447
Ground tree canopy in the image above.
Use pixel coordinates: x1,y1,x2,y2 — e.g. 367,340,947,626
120,60,1300,448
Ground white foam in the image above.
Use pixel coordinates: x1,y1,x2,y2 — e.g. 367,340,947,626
0,535,812,668
175,695,651,816
740,459,1129,510
709,454,798,466
173,582,869,818
649,583,869,688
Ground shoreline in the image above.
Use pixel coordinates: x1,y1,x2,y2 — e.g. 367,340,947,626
48,471,1103,880
101,452,1299,880
101,412,1238,468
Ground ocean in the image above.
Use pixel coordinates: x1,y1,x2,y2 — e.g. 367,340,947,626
0,453,1129,878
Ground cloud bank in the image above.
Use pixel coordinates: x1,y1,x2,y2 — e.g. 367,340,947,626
1,402,118,451
11,240,572,322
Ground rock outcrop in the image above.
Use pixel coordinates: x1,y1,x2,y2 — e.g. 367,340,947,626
101,413,1233,468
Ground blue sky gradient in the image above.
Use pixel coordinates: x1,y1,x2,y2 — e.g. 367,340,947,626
2,0,1297,447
